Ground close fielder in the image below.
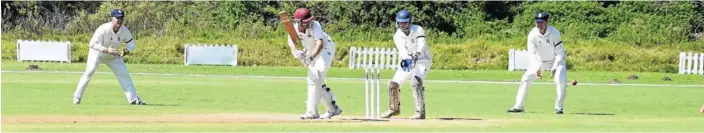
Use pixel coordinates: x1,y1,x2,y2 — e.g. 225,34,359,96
381,9,433,120
507,12,567,114
72,9,146,105
287,8,343,119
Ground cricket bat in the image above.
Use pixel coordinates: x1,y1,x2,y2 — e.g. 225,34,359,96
279,11,302,54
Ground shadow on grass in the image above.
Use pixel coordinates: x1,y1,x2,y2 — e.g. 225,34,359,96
570,112,615,116
345,118,390,122
435,117,483,121
392,117,483,121
144,103,181,107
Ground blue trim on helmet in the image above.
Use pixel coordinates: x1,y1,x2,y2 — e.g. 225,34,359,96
396,18,410,23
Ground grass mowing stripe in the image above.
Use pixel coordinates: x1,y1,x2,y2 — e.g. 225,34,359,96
4,70,704,88
3,61,704,85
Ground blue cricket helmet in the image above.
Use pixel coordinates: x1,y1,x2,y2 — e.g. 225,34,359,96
395,9,412,33
396,9,411,23
535,12,549,22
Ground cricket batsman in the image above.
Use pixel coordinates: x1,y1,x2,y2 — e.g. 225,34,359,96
381,9,433,120
507,12,567,114
72,9,145,105
286,8,342,119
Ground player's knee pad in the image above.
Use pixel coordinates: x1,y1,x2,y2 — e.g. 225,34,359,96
387,81,401,110
323,84,330,91
322,84,337,105
411,76,425,100
411,76,426,112
388,81,399,90
411,76,423,88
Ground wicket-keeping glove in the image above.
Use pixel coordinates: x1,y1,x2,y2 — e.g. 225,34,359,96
400,59,414,72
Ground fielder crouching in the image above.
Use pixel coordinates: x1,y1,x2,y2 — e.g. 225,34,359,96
287,8,342,119
72,9,145,105
381,9,433,120
507,12,568,114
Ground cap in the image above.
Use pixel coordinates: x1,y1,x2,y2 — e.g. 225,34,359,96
111,9,124,17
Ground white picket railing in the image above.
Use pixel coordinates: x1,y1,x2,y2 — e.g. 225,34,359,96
348,47,399,69
679,52,704,75
184,44,238,66
507,49,533,71
16,40,72,63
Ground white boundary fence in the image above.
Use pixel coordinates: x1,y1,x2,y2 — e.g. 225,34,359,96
348,47,399,70
184,44,238,66
507,49,532,71
679,52,704,75
16,40,72,63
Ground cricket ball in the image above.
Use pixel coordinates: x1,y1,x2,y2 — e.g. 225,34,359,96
571,80,578,86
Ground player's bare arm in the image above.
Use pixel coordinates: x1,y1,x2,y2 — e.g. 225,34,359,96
309,39,324,59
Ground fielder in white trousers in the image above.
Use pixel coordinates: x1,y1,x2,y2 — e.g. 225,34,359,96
73,9,145,105
74,51,142,104
510,61,567,113
509,12,567,114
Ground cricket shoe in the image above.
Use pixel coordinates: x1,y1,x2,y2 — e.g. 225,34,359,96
73,97,81,104
320,105,342,119
130,99,146,105
380,110,400,118
506,108,524,113
555,109,564,114
411,112,426,120
300,112,320,120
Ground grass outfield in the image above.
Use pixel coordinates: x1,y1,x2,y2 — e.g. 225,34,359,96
2,61,704,131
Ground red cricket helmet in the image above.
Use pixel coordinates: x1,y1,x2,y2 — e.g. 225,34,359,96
293,8,314,23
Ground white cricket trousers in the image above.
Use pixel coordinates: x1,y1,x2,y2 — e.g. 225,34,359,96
390,60,432,84
305,42,337,115
512,61,567,110
73,51,140,103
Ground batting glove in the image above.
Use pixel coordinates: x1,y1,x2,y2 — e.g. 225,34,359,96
300,55,315,66
293,50,306,60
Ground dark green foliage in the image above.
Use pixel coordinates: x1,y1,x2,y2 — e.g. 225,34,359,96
2,1,702,72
